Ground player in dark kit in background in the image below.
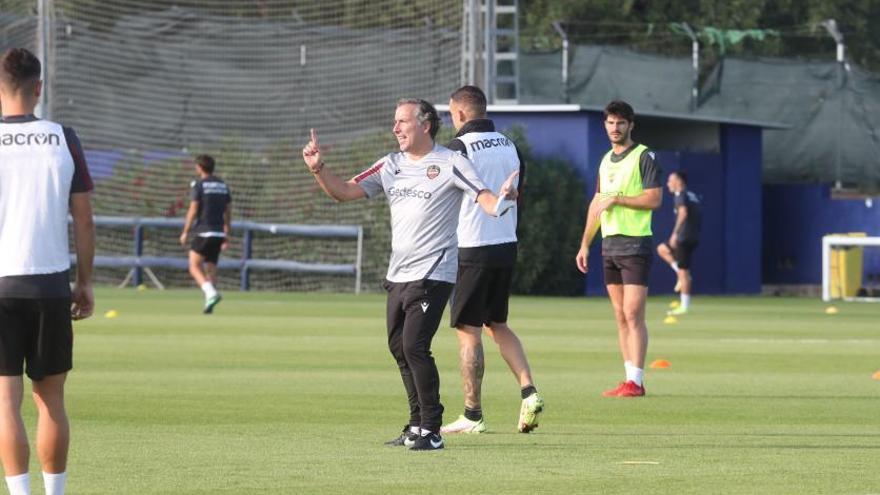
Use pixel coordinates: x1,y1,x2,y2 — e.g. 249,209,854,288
302,98,518,451
440,85,544,435
0,47,95,495
657,170,702,315
179,155,231,314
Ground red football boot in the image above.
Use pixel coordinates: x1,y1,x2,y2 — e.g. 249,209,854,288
602,382,627,397
618,381,646,397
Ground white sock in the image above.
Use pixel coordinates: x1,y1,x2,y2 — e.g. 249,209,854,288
680,294,691,310
5,473,30,495
420,428,432,437
624,360,634,379
200,282,217,299
670,261,679,272
42,472,66,495
626,366,644,386
408,426,420,435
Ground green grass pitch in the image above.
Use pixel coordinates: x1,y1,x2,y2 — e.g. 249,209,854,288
23,288,879,494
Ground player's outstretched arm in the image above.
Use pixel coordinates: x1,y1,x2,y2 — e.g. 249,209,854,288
476,170,519,217
576,194,603,273
180,200,198,246
70,192,95,320
302,128,366,202
616,187,662,210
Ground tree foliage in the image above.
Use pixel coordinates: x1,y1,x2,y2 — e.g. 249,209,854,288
522,0,880,71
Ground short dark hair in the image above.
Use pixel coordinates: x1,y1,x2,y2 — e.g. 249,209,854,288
195,154,215,174
0,48,41,93
450,85,487,117
397,98,441,139
671,170,688,185
604,100,635,122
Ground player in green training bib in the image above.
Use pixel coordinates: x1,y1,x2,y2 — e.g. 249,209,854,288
575,100,663,398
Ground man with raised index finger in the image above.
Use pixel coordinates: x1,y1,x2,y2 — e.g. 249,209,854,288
302,98,517,451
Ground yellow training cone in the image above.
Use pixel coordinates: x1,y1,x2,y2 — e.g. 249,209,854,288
104,309,119,319
669,300,679,309
872,370,880,380
663,316,677,324
650,359,671,369
825,306,839,315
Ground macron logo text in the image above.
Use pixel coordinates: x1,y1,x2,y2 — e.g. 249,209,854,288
469,136,511,152
0,132,61,147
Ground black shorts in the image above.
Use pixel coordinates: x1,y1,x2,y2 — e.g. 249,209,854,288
0,298,73,380
668,241,698,270
190,236,225,264
450,264,514,327
603,254,652,286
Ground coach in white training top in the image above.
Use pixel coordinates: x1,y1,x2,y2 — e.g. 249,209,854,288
440,86,544,436
301,98,517,451
0,48,95,495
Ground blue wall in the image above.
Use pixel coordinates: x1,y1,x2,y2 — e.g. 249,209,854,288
763,184,880,284
447,110,766,295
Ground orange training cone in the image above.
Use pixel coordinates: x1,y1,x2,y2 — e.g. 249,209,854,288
650,359,671,369
872,370,880,380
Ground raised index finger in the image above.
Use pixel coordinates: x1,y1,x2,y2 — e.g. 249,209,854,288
310,128,319,146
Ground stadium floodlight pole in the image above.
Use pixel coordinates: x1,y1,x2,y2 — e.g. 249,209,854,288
551,21,569,103
681,22,699,112
821,19,846,190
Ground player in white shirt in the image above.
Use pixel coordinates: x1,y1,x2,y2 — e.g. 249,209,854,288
301,98,517,451
439,86,543,435
0,48,95,495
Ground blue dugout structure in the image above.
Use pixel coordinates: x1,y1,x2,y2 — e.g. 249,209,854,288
440,104,786,296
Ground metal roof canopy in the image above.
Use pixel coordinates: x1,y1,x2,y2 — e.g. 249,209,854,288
436,103,789,130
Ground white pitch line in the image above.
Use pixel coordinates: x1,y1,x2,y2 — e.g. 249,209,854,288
620,461,660,465
719,338,879,345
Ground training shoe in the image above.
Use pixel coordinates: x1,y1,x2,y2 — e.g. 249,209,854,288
618,381,646,397
667,306,689,316
385,426,418,447
518,393,545,433
203,294,222,314
441,415,487,434
602,382,627,397
410,432,444,451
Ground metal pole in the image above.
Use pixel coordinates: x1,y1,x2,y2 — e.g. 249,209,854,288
133,223,143,287
483,0,495,102
551,21,569,103
822,236,831,302
241,228,253,291
355,227,363,295
466,0,477,85
681,23,699,111
822,19,845,189
35,0,50,119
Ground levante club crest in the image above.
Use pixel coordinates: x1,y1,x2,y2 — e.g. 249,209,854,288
426,165,440,179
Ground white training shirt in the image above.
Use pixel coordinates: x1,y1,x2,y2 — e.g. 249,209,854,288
354,144,487,283
0,117,92,287
452,126,521,248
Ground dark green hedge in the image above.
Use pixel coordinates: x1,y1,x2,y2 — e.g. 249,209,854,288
506,127,588,296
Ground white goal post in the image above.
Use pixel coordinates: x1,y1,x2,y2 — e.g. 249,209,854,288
821,235,880,302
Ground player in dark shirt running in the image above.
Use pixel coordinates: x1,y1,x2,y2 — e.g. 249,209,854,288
657,170,702,315
179,155,232,314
